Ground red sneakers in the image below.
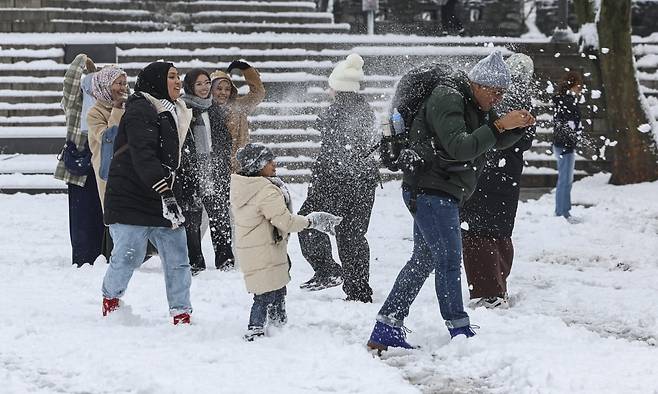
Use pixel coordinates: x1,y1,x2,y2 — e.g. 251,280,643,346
102,297,120,316
173,312,191,325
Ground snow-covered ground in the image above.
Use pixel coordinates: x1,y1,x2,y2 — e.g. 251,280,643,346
1,174,657,393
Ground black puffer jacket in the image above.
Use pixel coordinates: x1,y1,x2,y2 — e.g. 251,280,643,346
551,93,582,153
104,93,183,227
460,78,536,237
312,92,379,182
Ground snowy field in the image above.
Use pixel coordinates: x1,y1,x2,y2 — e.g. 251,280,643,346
1,174,658,393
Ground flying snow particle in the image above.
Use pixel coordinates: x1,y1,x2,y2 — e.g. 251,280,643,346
498,158,506,168
592,105,598,113
638,124,652,133
601,48,610,54
588,54,597,60
546,81,554,94
554,52,561,58
461,221,470,231
591,90,602,99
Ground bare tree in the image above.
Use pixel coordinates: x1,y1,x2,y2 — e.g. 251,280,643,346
597,0,658,184
573,0,594,26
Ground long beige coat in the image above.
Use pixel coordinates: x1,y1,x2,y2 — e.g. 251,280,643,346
87,101,124,210
230,174,309,295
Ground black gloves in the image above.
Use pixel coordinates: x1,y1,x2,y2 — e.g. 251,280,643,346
396,148,424,173
160,189,185,228
227,60,251,73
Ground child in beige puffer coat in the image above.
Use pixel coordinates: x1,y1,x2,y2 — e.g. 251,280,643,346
230,143,342,341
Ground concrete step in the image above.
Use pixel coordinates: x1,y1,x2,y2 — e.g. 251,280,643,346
190,11,334,25
40,0,319,13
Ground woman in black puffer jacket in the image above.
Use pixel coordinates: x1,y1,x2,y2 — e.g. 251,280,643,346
102,61,194,324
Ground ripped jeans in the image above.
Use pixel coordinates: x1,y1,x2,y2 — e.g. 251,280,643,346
101,223,192,316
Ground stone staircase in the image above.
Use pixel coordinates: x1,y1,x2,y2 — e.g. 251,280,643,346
0,0,628,193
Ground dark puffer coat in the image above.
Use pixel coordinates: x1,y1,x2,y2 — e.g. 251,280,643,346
312,92,379,182
460,77,536,237
104,93,189,227
551,93,582,154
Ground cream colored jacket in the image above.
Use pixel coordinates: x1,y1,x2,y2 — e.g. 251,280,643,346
86,101,124,210
230,174,309,295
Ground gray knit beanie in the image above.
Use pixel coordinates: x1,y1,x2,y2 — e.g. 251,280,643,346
467,50,511,89
236,143,275,176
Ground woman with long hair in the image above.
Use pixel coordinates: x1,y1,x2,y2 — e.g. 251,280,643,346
552,70,584,220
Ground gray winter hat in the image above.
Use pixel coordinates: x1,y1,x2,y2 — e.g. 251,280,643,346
467,50,511,89
236,143,275,176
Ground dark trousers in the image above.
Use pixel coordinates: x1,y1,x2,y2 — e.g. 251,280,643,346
462,232,514,299
298,178,376,299
202,175,233,268
441,0,463,33
182,208,205,271
182,174,233,271
248,286,287,329
67,171,104,266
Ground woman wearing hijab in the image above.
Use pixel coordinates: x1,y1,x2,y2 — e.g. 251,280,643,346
206,60,265,270
178,68,214,274
101,61,194,325
87,65,128,208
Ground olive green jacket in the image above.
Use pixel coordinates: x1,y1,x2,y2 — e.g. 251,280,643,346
403,71,522,203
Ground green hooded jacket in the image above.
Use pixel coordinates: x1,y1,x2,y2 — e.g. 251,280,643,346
403,71,522,203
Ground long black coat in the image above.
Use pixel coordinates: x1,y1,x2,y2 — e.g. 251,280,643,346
104,93,182,227
460,81,535,238
312,92,379,183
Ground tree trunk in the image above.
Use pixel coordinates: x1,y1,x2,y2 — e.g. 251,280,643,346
597,0,658,184
573,0,595,26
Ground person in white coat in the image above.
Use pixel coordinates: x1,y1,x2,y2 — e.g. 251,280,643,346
230,143,342,341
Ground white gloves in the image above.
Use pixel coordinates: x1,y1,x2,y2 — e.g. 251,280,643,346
306,212,343,236
161,190,185,228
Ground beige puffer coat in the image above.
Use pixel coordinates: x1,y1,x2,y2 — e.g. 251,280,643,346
230,174,309,295
87,100,124,210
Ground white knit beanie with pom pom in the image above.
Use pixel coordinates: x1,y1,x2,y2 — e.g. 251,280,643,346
328,53,365,92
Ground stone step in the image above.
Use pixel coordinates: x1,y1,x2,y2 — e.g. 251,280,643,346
190,11,334,25
39,0,319,13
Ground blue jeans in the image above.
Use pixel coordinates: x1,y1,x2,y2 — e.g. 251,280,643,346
377,191,470,329
248,287,287,329
554,145,575,217
102,224,192,316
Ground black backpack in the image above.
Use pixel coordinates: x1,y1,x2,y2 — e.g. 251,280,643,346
380,63,454,171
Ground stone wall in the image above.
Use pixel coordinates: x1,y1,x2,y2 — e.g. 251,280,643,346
535,0,658,37
333,0,526,36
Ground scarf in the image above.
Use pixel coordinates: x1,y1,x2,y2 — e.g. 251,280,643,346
182,94,213,155
91,65,126,104
268,176,292,212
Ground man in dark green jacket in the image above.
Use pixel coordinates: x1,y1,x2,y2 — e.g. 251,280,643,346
368,51,535,350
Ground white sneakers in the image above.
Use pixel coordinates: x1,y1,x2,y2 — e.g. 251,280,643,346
469,294,510,309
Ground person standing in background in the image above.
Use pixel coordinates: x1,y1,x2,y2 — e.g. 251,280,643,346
207,60,266,270
552,71,584,222
55,53,104,267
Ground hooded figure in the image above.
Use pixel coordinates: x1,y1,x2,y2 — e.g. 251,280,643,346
101,61,194,325
297,53,379,303
459,52,537,309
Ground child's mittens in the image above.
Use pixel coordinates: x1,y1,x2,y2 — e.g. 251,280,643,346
305,212,343,236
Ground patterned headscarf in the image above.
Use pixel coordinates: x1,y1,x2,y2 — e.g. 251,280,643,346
91,65,126,104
